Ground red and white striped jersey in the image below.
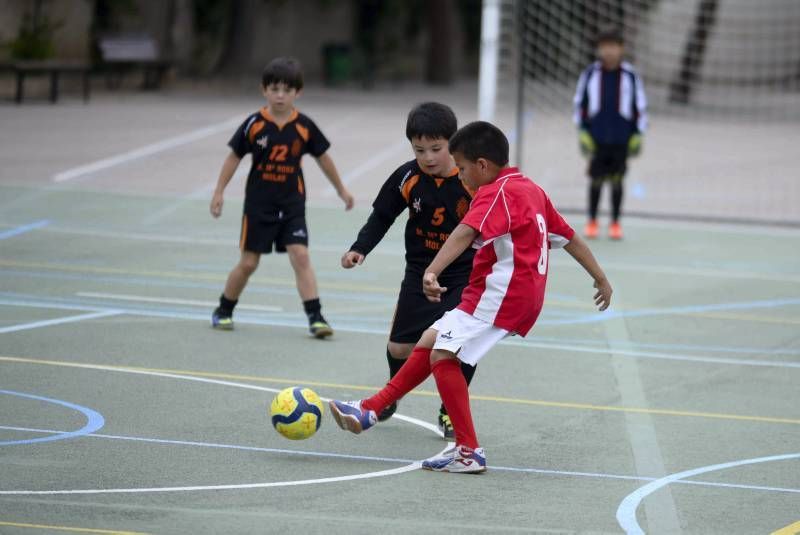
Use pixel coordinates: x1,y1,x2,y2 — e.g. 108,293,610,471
457,167,574,336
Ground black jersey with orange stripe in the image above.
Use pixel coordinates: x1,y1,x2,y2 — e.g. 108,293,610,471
228,107,330,218
351,160,475,280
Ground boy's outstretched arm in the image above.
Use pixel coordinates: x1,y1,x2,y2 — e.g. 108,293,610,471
563,234,612,311
316,152,354,210
341,210,395,268
423,223,479,302
210,151,242,218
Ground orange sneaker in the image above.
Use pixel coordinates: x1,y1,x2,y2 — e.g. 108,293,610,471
584,220,599,239
609,222,623,240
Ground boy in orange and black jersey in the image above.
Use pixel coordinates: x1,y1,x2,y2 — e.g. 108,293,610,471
211,57,354,337
340,102,475,439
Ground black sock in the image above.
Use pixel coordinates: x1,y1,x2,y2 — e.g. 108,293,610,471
611,178,624,222
589,179,603,220
440,362,477,415
461,360,477,385
218,294,237,316
387,346,405,378
303,298,323,323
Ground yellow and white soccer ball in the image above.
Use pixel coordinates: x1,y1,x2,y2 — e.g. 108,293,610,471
270,387,324,440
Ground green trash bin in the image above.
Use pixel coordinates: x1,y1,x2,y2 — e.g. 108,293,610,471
322,43,351,86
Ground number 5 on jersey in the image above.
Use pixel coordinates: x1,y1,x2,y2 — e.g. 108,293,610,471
431,207,445,226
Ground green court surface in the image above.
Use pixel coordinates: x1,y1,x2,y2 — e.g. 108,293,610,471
1,89,799,535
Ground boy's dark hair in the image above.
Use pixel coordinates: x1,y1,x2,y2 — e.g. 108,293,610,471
448,121,509,167
406,102,458,141
596,27,624,45
261,57,304,90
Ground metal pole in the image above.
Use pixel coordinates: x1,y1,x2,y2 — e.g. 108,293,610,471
478,0,501,121
514,0,526,168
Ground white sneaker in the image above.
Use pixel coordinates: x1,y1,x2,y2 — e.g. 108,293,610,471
421,445,486,473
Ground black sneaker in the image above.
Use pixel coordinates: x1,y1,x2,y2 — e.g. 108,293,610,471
211,307,233,330
309,319,333,339
438,410,454,440
377,401,397,422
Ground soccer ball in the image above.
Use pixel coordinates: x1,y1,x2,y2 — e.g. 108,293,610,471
270,387,324,440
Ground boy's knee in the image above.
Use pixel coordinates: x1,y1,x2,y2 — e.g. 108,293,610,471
418,329,437,349
239,254,259,274
388,341,413,360
430,349,457,365
288,246,311,269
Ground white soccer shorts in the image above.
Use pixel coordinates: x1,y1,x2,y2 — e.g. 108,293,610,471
430,308,509,366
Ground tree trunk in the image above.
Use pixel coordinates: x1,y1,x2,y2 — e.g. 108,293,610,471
425,0,455,85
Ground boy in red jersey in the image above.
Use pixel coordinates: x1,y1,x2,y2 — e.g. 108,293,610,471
330,121,612,473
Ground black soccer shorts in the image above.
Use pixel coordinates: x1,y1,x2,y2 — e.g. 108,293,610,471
389,271,466,344
589,143,628,182
239,212,309,254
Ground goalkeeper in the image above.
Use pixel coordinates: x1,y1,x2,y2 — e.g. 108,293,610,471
573,28,647,240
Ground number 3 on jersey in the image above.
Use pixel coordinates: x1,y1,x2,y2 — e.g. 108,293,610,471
536,213,548,275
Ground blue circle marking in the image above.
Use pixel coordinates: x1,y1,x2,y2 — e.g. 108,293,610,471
0,390,105,446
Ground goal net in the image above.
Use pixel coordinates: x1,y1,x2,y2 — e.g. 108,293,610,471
496,0,800,225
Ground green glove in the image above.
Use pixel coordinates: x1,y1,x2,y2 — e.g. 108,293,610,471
578,129,595,157
628,133,642,157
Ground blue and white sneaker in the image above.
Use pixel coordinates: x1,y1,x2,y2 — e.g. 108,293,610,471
211,307,233,330
328,400,378,434
422,445,487,474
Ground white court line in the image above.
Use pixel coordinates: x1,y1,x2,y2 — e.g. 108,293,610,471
604,295,681,532
3,424,799,497
2,295,800,370
140,112,366,225
0,310,123,334
10,221,800,283
0,358,447,495
74,292,282,312
616,451,800,534
139,182,221,227
52,116,243,182
323,139,409,195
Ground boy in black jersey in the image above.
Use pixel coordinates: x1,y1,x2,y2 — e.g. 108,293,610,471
210,57,354,337
341,102,475,439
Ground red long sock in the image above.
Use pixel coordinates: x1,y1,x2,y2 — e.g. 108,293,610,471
362,347,432,412
431,358,479,449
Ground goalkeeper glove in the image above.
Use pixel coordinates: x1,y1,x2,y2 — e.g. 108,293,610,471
578,129,595,157
628,133,642,157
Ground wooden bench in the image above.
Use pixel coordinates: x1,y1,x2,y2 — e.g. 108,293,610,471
2,60,90,104
98,36,171,89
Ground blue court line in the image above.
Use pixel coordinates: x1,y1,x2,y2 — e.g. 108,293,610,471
540,297,800,326
0,220,49,240
530,335,800,357
0,391,104,446
0,424,415,464
1,272,796,357
2,294,800,369
0,269,395,304
1,424,797,496
0,267,579,307
4,282,800,329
